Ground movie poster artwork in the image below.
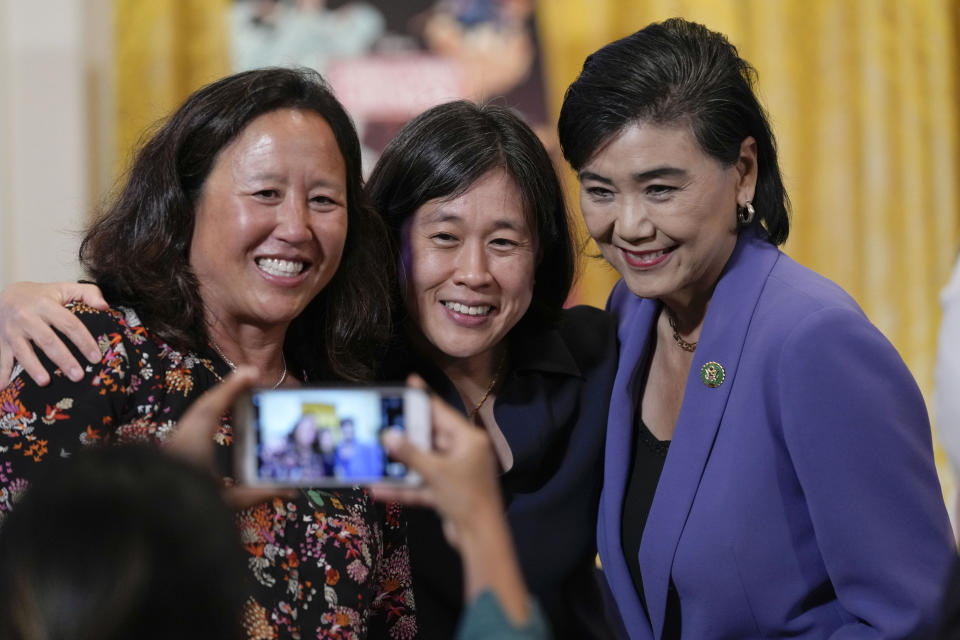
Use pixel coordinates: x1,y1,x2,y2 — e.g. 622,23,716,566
230,0,548,172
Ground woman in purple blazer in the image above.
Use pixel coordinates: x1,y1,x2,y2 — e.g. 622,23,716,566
556,18,954,639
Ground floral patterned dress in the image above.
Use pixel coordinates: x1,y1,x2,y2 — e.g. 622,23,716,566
0,303,417,640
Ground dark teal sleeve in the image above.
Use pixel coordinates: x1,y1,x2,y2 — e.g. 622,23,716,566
456,591,550,640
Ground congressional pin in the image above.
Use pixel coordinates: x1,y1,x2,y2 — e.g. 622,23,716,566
700,361,725,388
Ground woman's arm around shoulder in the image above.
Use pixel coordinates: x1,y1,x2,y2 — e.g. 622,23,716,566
0,303,134,519
0,281,107,386
777,305,953,638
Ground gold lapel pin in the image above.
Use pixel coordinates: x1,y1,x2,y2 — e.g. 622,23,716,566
700,361,725,388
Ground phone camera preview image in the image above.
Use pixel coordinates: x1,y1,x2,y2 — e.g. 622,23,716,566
252,389,407,484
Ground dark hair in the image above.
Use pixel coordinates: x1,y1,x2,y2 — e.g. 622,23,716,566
557,18,790,245
366,101,575,331
80,67,393,381
287,415,322,452
0,445,247,640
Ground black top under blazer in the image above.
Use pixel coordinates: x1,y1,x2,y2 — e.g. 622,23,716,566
387,305,620,639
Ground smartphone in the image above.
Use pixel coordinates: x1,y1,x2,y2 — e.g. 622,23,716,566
233,385,430,487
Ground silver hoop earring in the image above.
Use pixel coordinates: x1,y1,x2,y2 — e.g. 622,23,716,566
738,201,756,225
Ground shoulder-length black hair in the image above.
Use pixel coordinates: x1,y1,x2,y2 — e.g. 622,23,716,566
366,100,575,331
80,67,392,381
557,18,790,245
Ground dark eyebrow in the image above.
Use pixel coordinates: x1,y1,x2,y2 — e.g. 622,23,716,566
311,179,346,193
246,172,345,193
420,211,462,225
577,170,613,184
489,218,526,232
578,166,688,183
419,211,527,233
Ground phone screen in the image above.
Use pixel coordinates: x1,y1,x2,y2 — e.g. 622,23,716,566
250,388,410,483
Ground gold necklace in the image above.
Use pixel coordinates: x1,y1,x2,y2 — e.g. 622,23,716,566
210,340,288,389
468,354,506,421
665,308,698,353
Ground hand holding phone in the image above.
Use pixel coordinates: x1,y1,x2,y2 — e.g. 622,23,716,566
166,366,295,509
372,379,533,628
233,385,430,487
373,387,502,544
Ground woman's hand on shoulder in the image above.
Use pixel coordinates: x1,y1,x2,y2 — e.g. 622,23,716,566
0,281,107,386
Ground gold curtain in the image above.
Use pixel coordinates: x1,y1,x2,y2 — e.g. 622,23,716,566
113,0,231,175
110,0,960,495
538,0,960,497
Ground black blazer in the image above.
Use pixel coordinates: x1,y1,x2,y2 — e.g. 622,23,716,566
389,305,620,639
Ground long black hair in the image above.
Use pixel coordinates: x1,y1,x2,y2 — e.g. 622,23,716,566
81,67,393,380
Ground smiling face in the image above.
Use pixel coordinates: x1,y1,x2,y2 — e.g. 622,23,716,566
577,121,756,309
404,169,538,366
189,108,348,334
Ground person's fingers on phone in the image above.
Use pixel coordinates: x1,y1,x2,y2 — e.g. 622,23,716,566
427,396,502,512
441,518,461,549
381,427,434,477
224,485,297,511
377,428,444,508
403,374,477,455
405,373,429,391
428,394,476,452
167,366,259,468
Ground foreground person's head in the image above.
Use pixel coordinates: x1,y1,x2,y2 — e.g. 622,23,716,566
0,445,247,640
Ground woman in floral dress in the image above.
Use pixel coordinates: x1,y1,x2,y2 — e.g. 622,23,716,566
0,67,415,640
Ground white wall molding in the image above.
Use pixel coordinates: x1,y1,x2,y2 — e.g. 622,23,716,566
0,0,113,288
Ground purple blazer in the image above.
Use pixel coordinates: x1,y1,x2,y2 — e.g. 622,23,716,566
599,231,954,639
